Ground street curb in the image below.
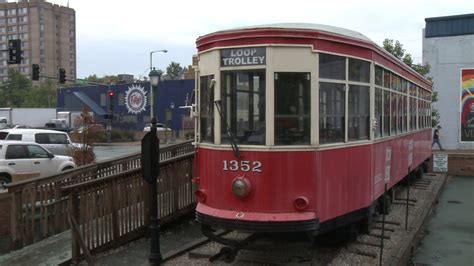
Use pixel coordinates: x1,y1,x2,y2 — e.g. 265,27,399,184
388,173,448,265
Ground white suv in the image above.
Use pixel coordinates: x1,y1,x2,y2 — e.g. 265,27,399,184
5,129,74,156
0,141,76,187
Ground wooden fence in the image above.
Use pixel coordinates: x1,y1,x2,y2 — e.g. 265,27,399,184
62,152,195,262
6,140,194,249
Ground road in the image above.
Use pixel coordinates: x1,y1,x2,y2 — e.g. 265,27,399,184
93,142,173,161
94,144,141,161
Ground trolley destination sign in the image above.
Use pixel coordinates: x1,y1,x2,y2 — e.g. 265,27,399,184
221,47,266,67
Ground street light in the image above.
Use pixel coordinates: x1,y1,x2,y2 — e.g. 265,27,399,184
149,49,167,121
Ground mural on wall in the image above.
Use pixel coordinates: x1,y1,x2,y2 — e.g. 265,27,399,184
125,84,148,114
461,69,474,142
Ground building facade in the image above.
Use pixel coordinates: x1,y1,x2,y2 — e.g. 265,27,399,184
0,0,75,83
57,80,195,132
423,13,474,149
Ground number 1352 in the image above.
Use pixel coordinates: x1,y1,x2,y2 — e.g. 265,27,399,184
223,160,262,172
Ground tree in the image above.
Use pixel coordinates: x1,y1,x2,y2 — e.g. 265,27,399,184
166,62,183,80
24,79,57,108
382,38,438,126
83,74,120,84
383,39,431,78
0,69,32,107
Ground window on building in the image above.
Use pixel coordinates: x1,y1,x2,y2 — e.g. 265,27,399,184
19,16,27,23
200,75,215,143
0,11,5,17
221,70,266,145
7,26,16,32
319,82,345,144
319,53,346,80
274,72,310,145
7,17,16,24
7,9,16,16
0,19,5,26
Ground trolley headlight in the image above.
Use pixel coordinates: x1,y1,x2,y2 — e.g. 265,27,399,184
294,196,309,211
232,176,251,199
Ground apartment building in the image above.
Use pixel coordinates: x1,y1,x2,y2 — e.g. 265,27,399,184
0,0,75,83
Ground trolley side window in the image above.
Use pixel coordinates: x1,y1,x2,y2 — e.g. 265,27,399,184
274,72,311,145
348,85,370,141
374,88,383,138
200,75,214,143
319,82,345,144
221,70,265,145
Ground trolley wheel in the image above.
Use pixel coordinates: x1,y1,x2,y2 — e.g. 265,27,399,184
360,202,377,233
415,166,424,179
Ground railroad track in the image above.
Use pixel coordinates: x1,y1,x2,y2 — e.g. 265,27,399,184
163,173,446,265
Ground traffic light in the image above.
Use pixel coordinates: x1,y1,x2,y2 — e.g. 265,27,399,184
59,68,66,84
8,39,22,65
108,89,115,112
32,64,40,80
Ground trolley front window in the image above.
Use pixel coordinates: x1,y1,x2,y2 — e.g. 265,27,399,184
199,75,214,143
221,70,265,145
274,72,311,145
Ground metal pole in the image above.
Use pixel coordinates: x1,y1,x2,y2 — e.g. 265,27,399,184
150,52,154,120
405,173,410,230
379,183,387,266
148,118,162,264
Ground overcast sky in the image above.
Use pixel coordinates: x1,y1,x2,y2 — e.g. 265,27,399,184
52,0,473,78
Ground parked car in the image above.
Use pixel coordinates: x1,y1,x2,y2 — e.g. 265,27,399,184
143,123,171,132
0,140,76,188
4,129,75,156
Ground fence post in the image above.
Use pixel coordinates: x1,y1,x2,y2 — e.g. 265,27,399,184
9,190,21,249
111,178,119,243
69,188,80,263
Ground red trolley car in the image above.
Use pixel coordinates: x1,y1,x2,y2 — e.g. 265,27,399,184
193,24,432,238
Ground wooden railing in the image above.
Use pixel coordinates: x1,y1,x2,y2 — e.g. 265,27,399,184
62,152,195,262
7,140,194,249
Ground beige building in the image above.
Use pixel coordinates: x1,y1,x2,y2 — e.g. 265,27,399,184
0,0,75,83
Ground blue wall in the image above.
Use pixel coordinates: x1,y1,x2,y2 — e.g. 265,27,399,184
57,80,194,131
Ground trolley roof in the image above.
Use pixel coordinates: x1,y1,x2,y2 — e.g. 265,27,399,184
206,23,372,43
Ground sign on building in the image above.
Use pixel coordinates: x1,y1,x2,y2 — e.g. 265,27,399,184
433,153,448,172
461,69,474,142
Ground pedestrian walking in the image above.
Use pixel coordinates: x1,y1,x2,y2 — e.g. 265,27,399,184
432,125,443,150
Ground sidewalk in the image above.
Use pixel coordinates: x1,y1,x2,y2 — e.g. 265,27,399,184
0,219,202,265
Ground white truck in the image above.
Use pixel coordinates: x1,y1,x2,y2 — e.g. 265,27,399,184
0,108,57,128
56,111,85,128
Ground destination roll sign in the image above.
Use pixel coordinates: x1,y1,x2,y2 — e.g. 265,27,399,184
221,47,266,67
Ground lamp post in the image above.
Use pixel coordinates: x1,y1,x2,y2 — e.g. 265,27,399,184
149,49,167,120
170,102,175,142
